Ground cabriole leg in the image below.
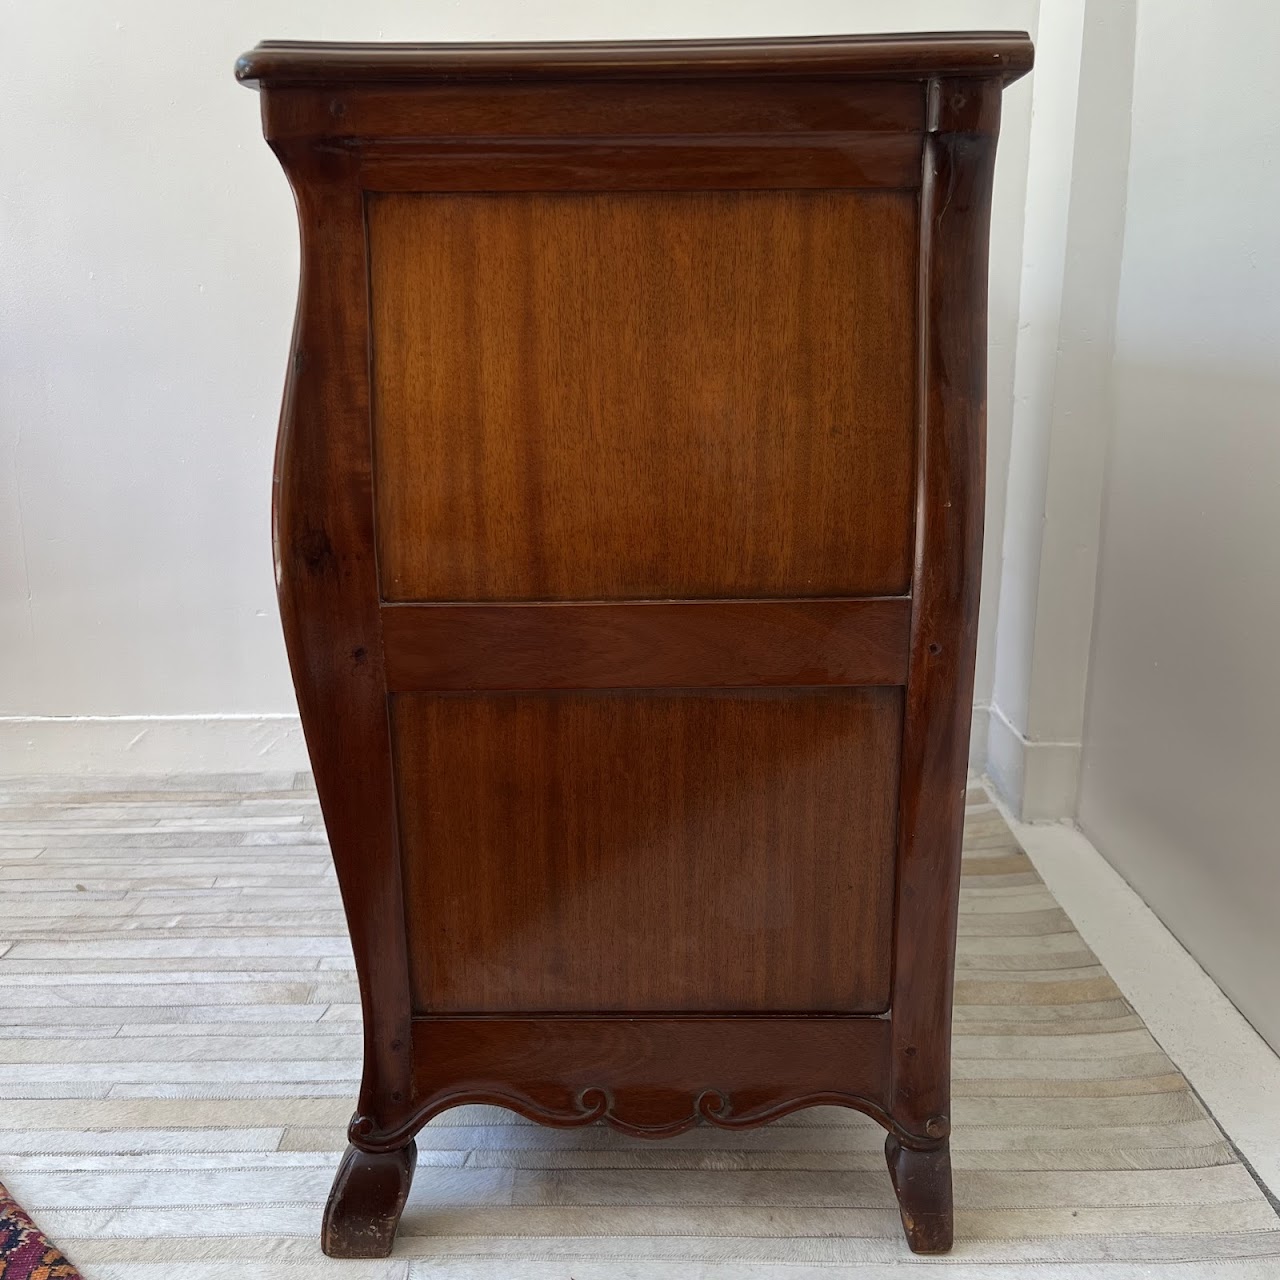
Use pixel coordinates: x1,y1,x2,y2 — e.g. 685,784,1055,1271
321,1140,417,1258
885,1132,953,1253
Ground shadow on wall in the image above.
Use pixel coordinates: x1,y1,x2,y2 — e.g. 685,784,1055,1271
1078,358,1280,1055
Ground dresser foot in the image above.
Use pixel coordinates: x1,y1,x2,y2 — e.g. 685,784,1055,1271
321,1140,417,1258
885,1133,953,1254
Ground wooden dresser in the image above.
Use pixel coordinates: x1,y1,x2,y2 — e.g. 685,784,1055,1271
237,32,1033,1257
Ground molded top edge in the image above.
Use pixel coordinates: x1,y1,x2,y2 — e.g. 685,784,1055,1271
235,32,1034,90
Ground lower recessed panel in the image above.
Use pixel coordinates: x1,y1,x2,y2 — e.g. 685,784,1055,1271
392,688,902,1014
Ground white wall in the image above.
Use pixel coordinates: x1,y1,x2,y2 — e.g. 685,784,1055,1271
1078,0,1280,1053
985,0,1134,817
0,1,1037,772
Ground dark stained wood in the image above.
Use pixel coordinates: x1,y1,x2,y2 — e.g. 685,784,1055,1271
392,688,901,1014
237,33,1034,88
356,134,922,193
265,144,416,1146
240,31,1032,1257
368,189,917,602
888,75,1002,1160
886,1133,954,1253
321,1140,416,1258
403,1016,893,1143
260,79,926,143
381,597,910,692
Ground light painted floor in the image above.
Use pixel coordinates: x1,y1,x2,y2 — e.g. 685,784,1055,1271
1004,798,1280,1202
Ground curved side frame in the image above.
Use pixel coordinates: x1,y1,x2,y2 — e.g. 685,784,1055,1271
889,77,1001,1148
259,63,1009,1260
270,142,416,1143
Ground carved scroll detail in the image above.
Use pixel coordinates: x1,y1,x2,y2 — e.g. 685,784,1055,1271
349,1087,942,1150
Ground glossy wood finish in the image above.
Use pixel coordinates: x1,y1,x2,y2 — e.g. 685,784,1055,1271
369,190,916,601
393,688,901,1014
888,76,1002,1153
358,135,925,192
265,147,416,1149
240,33,1032,1257
381,597,911,692
261,78,931,194
236,33,1034,87
262,79,926,143
406,1016,893,1143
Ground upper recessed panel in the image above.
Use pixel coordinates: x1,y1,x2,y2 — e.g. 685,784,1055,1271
369,189,917,602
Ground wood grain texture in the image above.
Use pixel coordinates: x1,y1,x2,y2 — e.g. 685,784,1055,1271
393,689,902,1015
241,32,1034,1257
368,189,917,602
403,1015,892,1144
260,79,926,143
266,145,415,1145
380,597,910,692
888,78,1001,1154
356,134,922,192
236,33,1035,88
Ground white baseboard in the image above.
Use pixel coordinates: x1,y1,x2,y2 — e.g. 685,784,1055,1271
3,703,996,781
985,702,1081,821
0,715,309,777
1011,814,1280,1198
968,702,990,775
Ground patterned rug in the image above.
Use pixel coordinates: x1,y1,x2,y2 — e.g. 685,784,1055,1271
0,1182,79,1280
0,775,1277,1278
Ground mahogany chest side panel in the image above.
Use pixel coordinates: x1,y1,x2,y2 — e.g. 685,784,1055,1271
367,189,917,601
393,687,902,1015
238,31,1034,1258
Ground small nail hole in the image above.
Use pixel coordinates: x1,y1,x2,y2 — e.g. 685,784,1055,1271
928,642,942,656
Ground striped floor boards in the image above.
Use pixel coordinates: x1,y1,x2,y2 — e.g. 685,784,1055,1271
0,776,1276,1278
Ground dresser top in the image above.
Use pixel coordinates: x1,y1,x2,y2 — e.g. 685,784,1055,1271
236,32,1033,90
